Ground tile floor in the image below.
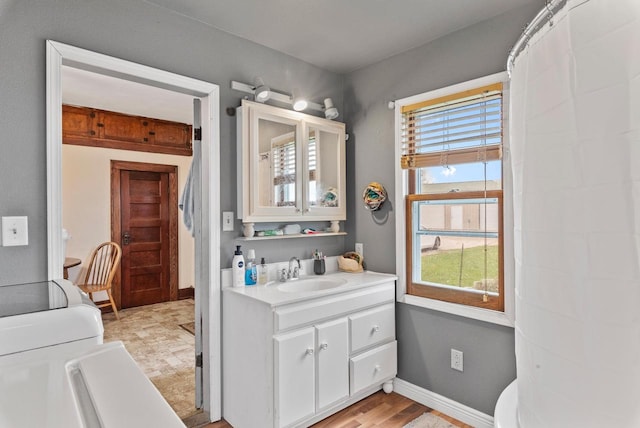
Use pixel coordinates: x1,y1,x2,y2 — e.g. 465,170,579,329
102,299,198,420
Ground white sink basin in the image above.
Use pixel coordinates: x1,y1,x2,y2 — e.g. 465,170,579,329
277,277,347,293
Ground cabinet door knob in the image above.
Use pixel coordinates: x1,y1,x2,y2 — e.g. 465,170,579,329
372,325,380,333
320,343,328,351
296,208,301,213
374,365,381,372
305,348,314,356
304,208,310,213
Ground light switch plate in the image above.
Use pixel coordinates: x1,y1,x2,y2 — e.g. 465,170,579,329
222,211,234,231
2,216,29,246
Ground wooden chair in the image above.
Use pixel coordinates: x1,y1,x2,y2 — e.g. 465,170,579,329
77,242,122,320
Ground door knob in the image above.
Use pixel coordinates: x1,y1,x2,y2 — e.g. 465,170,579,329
122,232,131,245
320,343,328,351
305,348,314,356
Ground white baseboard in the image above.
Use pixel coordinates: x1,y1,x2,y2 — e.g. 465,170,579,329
394,378,494,428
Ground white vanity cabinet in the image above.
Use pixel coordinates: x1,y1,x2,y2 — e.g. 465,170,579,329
236,100,346,237
222,276,397,428
275,318,349,427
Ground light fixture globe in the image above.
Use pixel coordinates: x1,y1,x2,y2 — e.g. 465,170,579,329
253,77,270,102
292,89,308,111
324,98,339,120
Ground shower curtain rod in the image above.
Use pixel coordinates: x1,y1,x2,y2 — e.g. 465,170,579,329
507,0,569,76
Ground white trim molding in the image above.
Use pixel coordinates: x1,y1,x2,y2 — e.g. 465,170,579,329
394,378,494,428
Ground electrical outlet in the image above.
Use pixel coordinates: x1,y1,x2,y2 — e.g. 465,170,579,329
451,348,464,372
222,211,234,231
355,242,364,257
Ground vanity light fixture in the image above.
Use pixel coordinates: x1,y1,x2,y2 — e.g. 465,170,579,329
230,80,337,119
253,77,271,103
323,98,339,120
292,89,308,111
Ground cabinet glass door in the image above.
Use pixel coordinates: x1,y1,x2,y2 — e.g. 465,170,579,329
303,122,345,219
250,111,301,218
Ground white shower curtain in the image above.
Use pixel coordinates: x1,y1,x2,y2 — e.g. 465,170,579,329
510,0,640,426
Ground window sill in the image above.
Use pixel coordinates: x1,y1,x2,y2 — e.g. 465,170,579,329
400,294,514,327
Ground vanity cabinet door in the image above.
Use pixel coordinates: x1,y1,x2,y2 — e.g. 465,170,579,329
302,120,346,221
247,107,302,220
274,328,315,428
316,318,349,410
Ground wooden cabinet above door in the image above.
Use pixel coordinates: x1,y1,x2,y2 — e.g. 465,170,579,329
62,105,192,156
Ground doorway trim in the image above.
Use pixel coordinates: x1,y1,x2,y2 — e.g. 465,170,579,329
46,40,221,421
111,160,179,308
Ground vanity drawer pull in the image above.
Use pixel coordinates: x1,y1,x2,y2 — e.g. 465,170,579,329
372,325,380,333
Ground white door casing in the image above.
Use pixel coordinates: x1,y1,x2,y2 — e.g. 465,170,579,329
45,40,221,420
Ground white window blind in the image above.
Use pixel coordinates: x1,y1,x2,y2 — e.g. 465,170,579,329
273,138,296,206
308,135,316,181
400,83,503,169
273,140,296,184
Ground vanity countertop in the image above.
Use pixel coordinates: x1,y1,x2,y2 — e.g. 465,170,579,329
223,270,397,307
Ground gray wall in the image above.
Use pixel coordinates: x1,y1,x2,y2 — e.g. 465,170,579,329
0,0,541,417
0,0,345,286
344,3,543,415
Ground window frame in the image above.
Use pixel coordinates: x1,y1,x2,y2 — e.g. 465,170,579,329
394,71,514,327
406,190,504,311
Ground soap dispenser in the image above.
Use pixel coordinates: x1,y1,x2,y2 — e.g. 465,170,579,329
232,245,245,287
257,257,268,285
245,249,257,286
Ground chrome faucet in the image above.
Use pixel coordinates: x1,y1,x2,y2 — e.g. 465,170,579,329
288,257,301,280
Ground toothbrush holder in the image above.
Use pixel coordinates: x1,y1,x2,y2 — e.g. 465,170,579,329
313,259,326,275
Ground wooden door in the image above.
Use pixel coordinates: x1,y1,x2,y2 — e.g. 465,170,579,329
111,161,179,309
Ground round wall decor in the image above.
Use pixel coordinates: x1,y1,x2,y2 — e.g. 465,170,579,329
362,182,387,211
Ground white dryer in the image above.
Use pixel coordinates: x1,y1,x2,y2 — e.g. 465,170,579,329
0,280,185,428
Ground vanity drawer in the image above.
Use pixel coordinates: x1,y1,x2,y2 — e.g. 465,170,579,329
349,303,395,353
274,282,395,332
349,341,397,396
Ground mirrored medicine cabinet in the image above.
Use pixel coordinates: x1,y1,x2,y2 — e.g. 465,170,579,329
236,100,346,238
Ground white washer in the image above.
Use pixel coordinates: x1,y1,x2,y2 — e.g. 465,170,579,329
0,280,185,428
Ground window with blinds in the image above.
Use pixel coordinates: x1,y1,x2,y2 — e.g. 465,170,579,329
398,80,506,312
400,83,502,170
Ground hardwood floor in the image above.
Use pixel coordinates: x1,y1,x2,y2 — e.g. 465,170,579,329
201,391,472,428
